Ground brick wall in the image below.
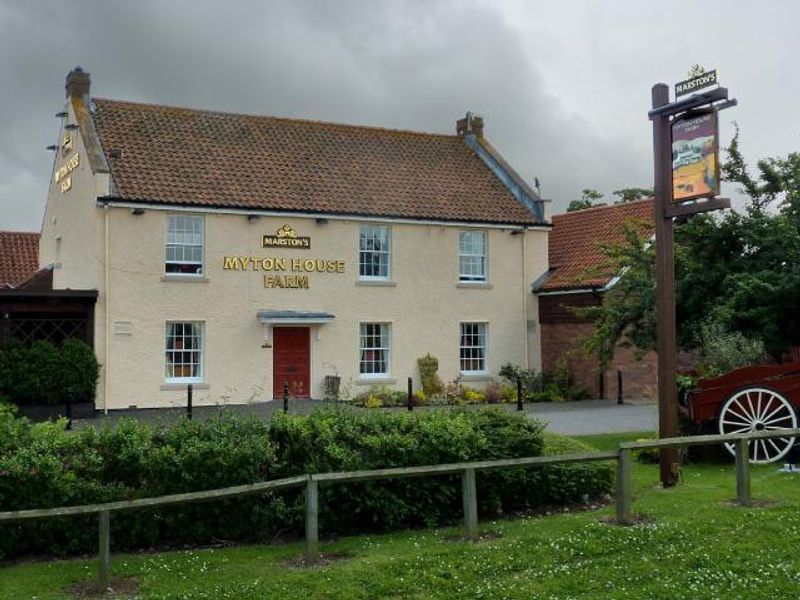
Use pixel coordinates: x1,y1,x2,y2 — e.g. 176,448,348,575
539,293,657,400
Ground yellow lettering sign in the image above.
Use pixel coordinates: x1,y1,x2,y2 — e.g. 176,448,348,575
55,153,80,185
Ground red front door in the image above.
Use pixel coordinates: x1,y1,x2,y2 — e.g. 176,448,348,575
273,327,311,399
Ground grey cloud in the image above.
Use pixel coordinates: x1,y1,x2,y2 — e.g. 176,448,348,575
1,0,797,231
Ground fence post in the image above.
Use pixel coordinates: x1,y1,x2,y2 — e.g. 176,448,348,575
735,438,751,506
304,476,319,563
516,377,523,412
98,510,111,589
187,384,193,420
617,370,624,405
616,448,632,524
407,377,413,412
283,381,289,413
462,467,478,541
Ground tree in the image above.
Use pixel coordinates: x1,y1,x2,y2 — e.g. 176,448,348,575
612,187,654,204
582,130,800,368
567,189,606,212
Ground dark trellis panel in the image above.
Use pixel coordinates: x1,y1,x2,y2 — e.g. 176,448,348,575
7,318,88,346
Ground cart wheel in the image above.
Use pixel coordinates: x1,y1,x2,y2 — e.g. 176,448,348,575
718,387,797,463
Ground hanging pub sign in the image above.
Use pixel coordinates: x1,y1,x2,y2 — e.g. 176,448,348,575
671,110,720,202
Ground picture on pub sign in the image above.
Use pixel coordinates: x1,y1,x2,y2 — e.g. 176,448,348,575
671,111,720,202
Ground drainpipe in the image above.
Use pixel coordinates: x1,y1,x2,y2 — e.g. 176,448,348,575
103,202,109,415
521,229,529,369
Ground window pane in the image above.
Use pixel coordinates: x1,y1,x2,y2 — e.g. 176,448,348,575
460,322,487,373
359,226,390,279
459,231,486,281
360,323,389,376
165,321,204,381
166,215,204,275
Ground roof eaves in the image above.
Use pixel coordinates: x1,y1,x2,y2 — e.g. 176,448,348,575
462,134,545,224
97,196,547,228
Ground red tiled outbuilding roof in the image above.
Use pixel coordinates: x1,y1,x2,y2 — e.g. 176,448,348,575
0,231,39,287
538,199,654,292
91,99,541,226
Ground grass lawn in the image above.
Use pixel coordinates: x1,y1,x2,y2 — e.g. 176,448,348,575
4,431,800,599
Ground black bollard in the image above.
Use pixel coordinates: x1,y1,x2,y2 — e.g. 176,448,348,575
407,377,413,411
283,381,289,413
599,371,605,400
617,370,624,405
65,389,73,431
187,384,193,420
517,377,523,412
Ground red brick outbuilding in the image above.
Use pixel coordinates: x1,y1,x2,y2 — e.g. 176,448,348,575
535,200,657,400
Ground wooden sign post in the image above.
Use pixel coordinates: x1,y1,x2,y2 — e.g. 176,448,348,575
648,76,735,486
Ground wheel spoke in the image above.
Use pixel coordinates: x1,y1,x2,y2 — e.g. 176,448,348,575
760,396,774,421
759,440,771,461
746,393,757,421
722,422,753,433
727,406,753,423
722,418,752,428
764,414,794,425
755,391,763,421
767,438,785,455
753,440,759,462
761,403,789,424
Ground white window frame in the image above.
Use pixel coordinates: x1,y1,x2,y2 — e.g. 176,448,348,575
359,322,391,378
460,322,488,375
165,215,204,277
359,225,391,281
459,230,487,282
165,321,204,383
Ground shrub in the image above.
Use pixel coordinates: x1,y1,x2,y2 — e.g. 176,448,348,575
695,320,766,378
485,380,501,404
0,339,99,405
417,354,444,397
0,408,614,559
352,385,406,408
499,363,545,399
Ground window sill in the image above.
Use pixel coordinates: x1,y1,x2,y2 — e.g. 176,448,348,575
459,373,491,382
160,383,209,391
457,281,492,289
356,280,396,287
355,377,397,386
162,275,209,283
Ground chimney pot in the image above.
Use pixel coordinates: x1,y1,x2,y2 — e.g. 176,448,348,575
65,67,90,99
456,111,484,138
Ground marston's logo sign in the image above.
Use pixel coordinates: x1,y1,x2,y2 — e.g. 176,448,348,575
262,224,311,249
675,68,718,97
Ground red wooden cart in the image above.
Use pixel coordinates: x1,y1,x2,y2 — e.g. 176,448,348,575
687,361,800,463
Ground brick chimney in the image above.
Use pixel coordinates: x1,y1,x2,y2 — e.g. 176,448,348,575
456,111,484,138
65,66,90,99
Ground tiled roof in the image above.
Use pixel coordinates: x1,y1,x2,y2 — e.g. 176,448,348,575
91,99,541,226
0,231,39,287
538,199,654,292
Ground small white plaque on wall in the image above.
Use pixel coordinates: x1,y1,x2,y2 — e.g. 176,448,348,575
113,321,133,339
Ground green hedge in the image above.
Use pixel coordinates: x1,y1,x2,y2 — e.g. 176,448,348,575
0,339,99,405
0,406,613,559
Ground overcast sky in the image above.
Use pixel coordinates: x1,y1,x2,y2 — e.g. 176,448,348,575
1,0,798,231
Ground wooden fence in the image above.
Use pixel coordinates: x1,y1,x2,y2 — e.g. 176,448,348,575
1,428,798,589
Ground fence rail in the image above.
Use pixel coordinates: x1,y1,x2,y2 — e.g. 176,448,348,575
1,428,798,590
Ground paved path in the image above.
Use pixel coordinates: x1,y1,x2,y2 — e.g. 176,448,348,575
74,398,657,436
527,399,658,435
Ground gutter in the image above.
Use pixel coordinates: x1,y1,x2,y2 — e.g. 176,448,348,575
96,197,551,230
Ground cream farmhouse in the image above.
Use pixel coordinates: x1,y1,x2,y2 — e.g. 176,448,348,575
39,68,550,411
